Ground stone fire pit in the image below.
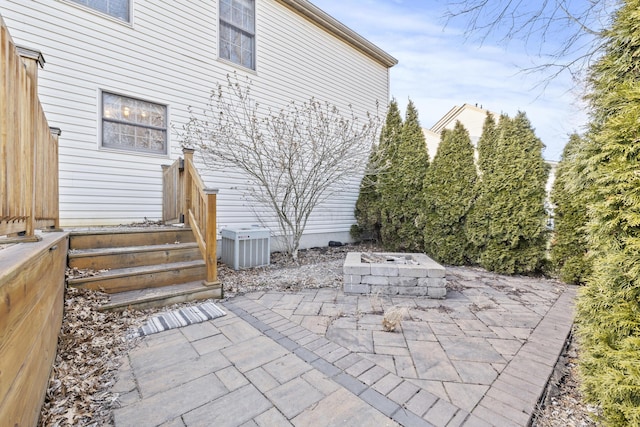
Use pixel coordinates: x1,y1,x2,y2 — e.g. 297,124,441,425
343,252,446,298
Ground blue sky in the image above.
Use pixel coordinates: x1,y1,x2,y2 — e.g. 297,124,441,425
310,0,590,161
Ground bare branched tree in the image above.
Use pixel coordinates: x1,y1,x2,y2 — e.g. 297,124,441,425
180,75,380,261
444,0,619,83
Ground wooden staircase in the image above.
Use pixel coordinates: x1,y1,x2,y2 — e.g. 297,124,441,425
67,228,222,311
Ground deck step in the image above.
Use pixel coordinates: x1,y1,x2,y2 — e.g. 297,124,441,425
69,228,195,250
99,281,222,312
67,260,206,294
66,227,221,310
68,242,201,270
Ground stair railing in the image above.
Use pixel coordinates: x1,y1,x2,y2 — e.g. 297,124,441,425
163,148,219,287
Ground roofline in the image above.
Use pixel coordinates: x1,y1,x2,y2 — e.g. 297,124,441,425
430,103,496,133
275,0,398,68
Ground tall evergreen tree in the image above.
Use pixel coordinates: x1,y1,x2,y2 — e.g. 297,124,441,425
575,1,640,424
422,122,477,264
466,113,510,264
549,133,591,284
466,113,509,263
352,144,382,242
476,112,498,175
468,112,549,274
379,100,429,251
353,99,402,242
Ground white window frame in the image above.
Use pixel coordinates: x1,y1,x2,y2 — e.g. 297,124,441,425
62,0,133,24
219,0,256,70
100,91,168,156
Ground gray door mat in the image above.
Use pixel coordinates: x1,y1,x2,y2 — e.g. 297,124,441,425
130,302,226,338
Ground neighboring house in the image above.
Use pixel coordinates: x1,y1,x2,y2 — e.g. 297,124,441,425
425,102,558,223
423,103,496,160
0,0,396,248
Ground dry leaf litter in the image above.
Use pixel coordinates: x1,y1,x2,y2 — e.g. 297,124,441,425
42,243,600,426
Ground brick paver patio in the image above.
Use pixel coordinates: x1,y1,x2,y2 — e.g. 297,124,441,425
113,266,576,426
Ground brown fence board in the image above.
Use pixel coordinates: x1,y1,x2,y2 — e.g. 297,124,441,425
0,15,59,237
0,232,67,426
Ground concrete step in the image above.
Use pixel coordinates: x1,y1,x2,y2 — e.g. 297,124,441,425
99,281,222,312
67,260,206,294
68,242,201,270
69,228,195,250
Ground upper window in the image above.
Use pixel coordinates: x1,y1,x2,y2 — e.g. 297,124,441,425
219,0,255,69
102,92,167,155
68,0,130,22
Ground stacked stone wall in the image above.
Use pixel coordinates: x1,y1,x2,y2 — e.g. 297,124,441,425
343,252,446,298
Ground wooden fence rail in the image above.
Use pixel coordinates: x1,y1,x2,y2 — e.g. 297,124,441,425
0,15,59,240
162,148,219,289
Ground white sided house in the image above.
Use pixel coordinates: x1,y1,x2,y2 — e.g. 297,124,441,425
0,0,396,249
423,103,496,160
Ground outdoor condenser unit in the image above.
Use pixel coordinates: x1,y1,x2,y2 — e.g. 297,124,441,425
221,227,270,270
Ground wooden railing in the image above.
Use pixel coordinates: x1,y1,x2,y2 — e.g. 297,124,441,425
161,158,184,224
0,16,59,240
163,148,219,288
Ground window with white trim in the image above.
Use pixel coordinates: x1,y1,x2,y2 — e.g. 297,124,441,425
102,92,167,155
219,0,255,69
68,0,130,22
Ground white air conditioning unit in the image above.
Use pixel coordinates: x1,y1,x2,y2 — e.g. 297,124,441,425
221,227,270,270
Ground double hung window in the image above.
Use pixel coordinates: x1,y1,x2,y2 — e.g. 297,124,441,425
219,0,255,69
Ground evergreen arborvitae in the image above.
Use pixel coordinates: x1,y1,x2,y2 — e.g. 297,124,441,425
379,100,429,251
422,121,477,264
468,112,549,274
467,114,508,263
549,133,591,284
575,1,640,424
375,99,402,246
476,112,498,175
352,144,381,241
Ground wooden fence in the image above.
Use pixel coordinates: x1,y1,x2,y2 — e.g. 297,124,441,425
163,148,219,287
161,158,184,224
0,15,59,240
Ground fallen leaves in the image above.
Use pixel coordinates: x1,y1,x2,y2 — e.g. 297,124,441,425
38,287,144,426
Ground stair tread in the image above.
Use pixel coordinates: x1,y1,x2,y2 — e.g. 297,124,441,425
69,242,199,258
106,281,207,304
100,281,221,311
69,227,188,236
69,227,196,250
67,259,205,283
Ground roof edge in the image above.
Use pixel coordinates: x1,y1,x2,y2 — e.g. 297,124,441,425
430,103,495,133
275,0,398,68
430,105,464,134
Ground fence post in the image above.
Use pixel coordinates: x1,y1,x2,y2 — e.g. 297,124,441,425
161,164,169,223
182,148,194,228
203,189,219,290
16,46,44,85
18,46,45,240
49,127,61,230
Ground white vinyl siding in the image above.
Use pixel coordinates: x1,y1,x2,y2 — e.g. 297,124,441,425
0,0,391,247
